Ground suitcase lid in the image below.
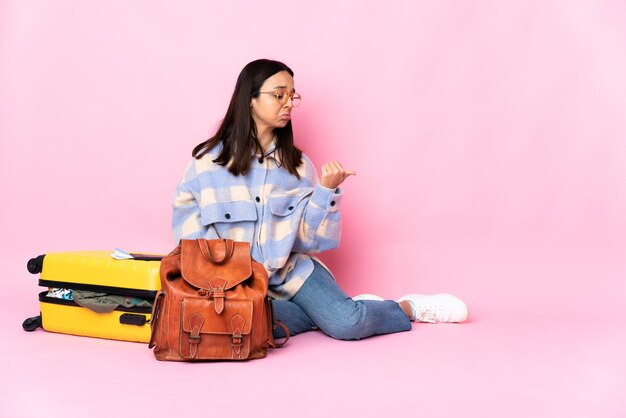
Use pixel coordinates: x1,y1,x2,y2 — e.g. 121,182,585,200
39,251,161,292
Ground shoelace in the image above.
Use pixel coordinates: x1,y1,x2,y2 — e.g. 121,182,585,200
414,306,448,323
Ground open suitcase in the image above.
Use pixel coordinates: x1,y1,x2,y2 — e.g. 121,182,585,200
23,251,162,343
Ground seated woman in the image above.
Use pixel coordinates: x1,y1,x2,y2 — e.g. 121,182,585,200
171,59,468,341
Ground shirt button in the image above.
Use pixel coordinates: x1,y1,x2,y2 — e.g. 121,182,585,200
255,196,260,203
258,157,264,164
330,201,336,206
225,213,231,219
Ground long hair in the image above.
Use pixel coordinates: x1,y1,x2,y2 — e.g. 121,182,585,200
192,59,303,178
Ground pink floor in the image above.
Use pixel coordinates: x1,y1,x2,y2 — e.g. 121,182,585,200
1,253,624,418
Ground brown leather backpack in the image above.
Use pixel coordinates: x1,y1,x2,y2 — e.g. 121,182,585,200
149,238,288,361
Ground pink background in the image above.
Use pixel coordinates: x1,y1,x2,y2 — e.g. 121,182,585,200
1,1,625,417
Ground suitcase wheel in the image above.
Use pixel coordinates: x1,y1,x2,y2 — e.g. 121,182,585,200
22,315,42,332
27,255,45,274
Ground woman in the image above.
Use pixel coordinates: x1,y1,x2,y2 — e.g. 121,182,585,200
172,59,468,341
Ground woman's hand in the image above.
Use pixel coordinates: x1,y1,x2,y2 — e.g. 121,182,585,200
319,161,356,189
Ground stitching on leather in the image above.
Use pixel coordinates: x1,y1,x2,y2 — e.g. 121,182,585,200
164,288,172,359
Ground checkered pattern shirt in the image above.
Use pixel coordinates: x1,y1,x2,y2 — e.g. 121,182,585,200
172,140,343,300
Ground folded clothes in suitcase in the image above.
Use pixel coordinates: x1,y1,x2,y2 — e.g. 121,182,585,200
23,251,162,343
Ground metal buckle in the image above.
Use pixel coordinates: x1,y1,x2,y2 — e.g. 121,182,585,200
231,333,243,347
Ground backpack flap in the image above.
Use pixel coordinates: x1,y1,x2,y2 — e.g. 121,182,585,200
180,297,253,360
180,239,252,292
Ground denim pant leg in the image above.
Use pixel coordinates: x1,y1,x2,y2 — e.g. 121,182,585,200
271,299,317,339
278,259,412,341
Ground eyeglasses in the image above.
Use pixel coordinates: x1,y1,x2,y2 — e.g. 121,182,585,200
258,89,301,107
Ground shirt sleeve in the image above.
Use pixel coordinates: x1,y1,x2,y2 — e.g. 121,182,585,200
292,155,344,253
171,161,208,244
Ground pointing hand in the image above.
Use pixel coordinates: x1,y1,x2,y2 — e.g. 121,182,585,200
319,161,356,189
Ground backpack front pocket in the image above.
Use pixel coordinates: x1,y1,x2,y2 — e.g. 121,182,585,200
179,297,253,360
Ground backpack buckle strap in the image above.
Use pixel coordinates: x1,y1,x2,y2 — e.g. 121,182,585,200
231,334,243,358
188,312,204,359
209,279,228,314
230,314,246,358
211,288,226,314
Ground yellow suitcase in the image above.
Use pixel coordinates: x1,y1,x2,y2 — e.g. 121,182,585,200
23,251,162,343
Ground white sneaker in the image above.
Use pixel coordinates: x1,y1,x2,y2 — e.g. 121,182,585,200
397,294,469,323
352,293,384,301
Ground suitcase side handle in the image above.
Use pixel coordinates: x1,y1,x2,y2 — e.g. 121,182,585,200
119,314,147,326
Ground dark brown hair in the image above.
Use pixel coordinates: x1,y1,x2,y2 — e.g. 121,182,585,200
192,59,303,178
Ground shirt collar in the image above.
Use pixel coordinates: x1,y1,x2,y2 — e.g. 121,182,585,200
252,139,282,165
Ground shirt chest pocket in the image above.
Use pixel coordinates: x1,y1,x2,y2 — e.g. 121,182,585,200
265,190,313,270
200,200,257,242
268,190,313,218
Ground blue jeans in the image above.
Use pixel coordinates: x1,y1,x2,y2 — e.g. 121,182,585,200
271,260,412,340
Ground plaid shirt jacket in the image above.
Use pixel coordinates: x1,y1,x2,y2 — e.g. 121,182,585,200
172,140,343,300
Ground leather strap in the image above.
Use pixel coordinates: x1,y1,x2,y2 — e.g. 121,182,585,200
148,291,165,349
230,314,246,358
198,238,235,265
209,278,228,314
267,295,289,348
188,313,205,359
271,320,290,348
211,288,226,314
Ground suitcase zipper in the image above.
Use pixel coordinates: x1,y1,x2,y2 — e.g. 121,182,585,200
38,291,153,314
38,279,157,300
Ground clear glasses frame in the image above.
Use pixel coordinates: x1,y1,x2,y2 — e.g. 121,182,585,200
258,89,302,107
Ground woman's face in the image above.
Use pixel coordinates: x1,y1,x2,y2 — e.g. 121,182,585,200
250,70,295,134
